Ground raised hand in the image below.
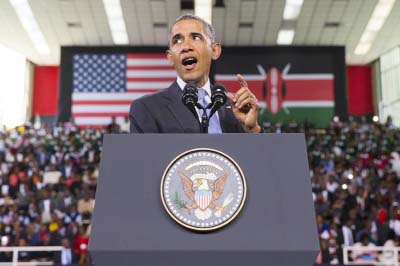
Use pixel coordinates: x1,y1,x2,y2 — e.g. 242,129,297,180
227,74,262,133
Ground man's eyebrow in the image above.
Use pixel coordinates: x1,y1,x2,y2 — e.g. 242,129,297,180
171,33,182,41
171,32,203,39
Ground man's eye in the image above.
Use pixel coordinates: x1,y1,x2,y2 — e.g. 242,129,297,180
193,35,201,40
173,38,183,44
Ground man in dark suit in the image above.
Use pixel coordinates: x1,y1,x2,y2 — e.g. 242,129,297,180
129,14,262,134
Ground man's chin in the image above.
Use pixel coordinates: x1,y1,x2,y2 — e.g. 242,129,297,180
181,74,201,84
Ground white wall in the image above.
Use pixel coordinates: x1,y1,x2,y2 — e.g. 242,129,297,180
0,44,28,130
380,47,400,127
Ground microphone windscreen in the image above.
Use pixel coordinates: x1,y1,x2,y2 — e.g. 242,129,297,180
182,82,198,106
211,83,227,105
184,82,197,93
213,83,226,92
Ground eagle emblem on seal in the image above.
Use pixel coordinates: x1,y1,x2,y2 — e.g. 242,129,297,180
161,148,246,231
180,171,231,220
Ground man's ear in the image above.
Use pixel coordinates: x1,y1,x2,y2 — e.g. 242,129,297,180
166,49,174,66
211,43,221,60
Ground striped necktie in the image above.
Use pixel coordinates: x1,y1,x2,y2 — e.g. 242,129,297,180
197,89,222,134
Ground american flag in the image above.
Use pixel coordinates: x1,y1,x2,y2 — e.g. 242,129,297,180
72,53,176,127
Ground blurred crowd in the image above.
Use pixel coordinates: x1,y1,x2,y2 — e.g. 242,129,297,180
0,121,109,265
0,116,399,265
266,116,400,266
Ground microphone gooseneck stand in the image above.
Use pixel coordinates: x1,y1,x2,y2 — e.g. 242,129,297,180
182,83,227,134
199,103,212,134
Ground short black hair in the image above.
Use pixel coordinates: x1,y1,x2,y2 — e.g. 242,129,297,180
168,14,216,45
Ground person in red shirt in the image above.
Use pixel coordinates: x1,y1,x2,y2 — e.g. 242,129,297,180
73,225,89,266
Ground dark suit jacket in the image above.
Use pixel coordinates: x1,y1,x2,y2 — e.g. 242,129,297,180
129,81,246,133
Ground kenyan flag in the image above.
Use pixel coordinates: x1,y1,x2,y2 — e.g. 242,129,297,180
215,64,334,128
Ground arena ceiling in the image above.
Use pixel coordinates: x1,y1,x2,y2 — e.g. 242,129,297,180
0,0,399,65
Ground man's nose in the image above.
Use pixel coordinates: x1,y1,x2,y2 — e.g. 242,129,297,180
181,38,194,52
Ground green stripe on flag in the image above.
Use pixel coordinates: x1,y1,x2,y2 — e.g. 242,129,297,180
258,107,334,128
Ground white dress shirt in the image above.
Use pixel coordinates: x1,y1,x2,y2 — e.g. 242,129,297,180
61,247,72,265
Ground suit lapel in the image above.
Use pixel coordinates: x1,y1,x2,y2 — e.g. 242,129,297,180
218,104,235,133
166,82,201,133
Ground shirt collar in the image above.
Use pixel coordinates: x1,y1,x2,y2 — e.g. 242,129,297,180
176,77,211,96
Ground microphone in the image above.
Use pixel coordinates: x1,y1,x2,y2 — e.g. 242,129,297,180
182,82,199,118
209,84,227,118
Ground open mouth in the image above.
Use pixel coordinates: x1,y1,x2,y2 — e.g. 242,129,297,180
182,57,198,71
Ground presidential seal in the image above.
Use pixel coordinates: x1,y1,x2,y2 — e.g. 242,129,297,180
160,148,247,232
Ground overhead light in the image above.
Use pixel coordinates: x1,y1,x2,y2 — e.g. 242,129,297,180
109,18,126,32
102,0,129,44
9,0,50,55
366,18,385,32
360,31,376,43
354,0,395,55
277,29,294,45
278,0,302,46
354,43,371,55
373,115,379,122
195,0,212,24
283,0,304,20
112,32,129,44
372,2,393,20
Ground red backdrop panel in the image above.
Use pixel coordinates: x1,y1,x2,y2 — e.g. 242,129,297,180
32,66,59,115
346,65,373,115
32,65,372,117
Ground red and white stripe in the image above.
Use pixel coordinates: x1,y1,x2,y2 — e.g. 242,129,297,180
215,73,335,107
195,192,213,210
72,54,176,127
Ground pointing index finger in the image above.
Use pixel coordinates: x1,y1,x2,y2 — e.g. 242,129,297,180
237,74,248,88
